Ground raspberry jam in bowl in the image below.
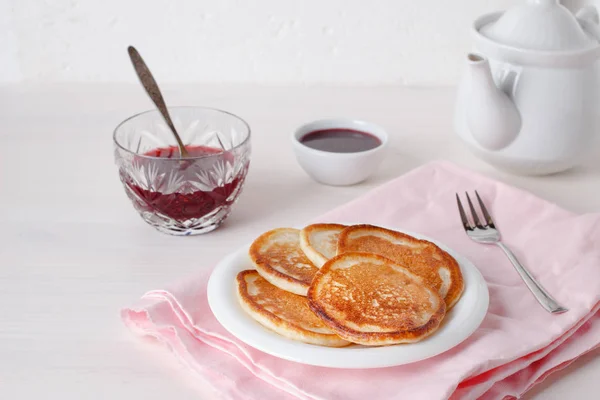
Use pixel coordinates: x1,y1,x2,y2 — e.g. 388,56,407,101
114,107,251,236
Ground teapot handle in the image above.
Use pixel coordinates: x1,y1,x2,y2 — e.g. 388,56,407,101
577,6,600,40
576,5,599,24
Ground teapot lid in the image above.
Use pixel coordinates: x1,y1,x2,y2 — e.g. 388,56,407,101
480,0,598,51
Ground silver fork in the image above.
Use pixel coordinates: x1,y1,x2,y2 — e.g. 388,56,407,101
456,191,568,314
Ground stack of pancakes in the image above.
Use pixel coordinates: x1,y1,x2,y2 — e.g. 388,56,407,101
236,224,464,347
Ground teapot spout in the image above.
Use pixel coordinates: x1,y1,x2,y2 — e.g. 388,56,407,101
466,53,522,151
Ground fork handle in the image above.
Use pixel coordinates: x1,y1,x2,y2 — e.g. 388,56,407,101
496,242,568,314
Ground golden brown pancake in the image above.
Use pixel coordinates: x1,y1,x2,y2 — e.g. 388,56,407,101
299,223,347,268
337,225,464,309
236,270,351,347
308,252,446,345
249,228,319,296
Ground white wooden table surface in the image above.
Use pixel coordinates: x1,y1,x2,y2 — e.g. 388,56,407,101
1,84,599,399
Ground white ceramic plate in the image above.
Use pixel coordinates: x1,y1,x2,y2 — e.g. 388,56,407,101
207,229,489,369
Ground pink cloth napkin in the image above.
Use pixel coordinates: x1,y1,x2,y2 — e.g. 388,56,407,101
122,161,600,400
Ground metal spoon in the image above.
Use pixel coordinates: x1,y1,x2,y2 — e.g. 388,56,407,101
127,46,189,158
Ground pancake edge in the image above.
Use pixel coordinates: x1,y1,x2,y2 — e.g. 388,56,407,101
299,223,347,268
307,252,447,346
236,270,351,347
249,227,315,296
337,224,465,309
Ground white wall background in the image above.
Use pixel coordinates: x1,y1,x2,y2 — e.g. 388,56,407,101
0,0,592,85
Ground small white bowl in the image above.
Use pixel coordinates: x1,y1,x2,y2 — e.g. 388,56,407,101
291,119,388,186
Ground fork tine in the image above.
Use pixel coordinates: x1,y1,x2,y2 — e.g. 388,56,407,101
475,190,495,228
465,192,484,228
455,193,473,231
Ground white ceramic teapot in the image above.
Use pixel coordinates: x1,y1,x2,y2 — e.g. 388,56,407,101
455,0,600,175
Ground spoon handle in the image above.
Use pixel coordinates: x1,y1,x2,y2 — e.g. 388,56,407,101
127,46,189,157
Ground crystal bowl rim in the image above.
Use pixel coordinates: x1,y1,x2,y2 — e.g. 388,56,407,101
113,106,251,161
